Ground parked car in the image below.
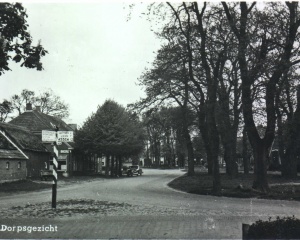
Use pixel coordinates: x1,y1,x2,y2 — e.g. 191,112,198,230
127,165,143,177
130,165,143,175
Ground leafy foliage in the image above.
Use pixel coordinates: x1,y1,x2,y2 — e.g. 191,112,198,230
0,3,47,75
247,216,300,239
0,100,12,122
75,100,145,158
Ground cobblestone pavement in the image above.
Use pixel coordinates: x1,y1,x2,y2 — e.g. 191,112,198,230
0,169,300,239
0,215,255,239
0,198,292,219
0,198,262,239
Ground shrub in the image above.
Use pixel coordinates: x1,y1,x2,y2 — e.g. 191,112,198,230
246,216,300,239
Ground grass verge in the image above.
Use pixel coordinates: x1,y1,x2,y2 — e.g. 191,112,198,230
0,180,51,194
0,175,105,196
168,171,300,200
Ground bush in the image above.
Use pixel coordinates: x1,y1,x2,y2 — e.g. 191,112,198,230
246,216,300,239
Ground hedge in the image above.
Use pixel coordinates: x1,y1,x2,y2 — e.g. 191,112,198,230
246,216,300,239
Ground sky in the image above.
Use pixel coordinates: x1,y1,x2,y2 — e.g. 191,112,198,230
0,1,162,126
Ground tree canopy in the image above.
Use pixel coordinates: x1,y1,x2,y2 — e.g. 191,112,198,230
0,2,47,75
75,100,145,158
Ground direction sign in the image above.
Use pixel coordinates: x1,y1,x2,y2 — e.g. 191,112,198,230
57,131,74,142
42,130,56,142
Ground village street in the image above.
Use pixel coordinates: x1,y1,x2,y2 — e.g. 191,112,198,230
0,169,300,239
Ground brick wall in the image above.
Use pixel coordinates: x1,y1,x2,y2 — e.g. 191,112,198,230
0,159,27,182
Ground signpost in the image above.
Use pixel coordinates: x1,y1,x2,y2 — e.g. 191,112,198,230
42,130,56,142
42,128,73,209
57,131,74,142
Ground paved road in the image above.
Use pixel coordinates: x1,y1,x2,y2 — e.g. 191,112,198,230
0,169,300,239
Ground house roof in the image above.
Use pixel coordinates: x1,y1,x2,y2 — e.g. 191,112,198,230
0,122,48,152
9,110,73,132
0,149,27,160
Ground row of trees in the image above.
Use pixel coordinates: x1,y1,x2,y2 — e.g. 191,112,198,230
0,88,70,121
75,100,145,177
142,107,198,168
132,2,300,192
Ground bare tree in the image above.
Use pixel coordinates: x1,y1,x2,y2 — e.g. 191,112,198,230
222,2,300,191
35,89,69,119
9,88,70,119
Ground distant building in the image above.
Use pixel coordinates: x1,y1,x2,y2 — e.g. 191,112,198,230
0,122,50,182
9,103,75,175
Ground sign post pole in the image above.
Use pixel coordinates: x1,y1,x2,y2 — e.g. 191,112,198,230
52,127,59,209
42,128,73,209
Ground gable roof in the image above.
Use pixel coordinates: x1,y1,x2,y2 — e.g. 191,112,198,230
9,110,73,132
0,122,48,153
0,149,27,160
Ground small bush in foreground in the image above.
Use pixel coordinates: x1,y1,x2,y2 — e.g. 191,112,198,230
246,216,300,239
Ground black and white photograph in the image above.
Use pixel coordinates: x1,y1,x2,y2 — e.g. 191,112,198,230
0,1,300,239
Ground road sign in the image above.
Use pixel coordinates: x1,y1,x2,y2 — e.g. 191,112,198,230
42,130,56,142
42,129,74,208
57,131,73,142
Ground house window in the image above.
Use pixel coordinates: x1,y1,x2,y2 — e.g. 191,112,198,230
18,162,21,169
6,162,9,170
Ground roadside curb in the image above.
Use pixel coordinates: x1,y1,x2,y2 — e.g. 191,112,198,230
163,173,189,195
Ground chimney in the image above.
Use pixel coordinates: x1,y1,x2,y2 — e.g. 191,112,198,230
35,106,41,112
26,103,32,111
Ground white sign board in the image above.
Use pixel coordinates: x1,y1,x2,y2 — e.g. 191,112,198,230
57,131,74,142
42,130,56,142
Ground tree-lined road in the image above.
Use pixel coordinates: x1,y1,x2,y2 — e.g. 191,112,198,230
1,169,300,238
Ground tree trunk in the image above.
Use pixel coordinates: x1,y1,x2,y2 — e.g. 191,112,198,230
281,86,300,179
277,114,285,171
207,100,221,193
207,152,213,175
105,154,110,177
252,140,269,192
115,156,119,177
242,128,250,174
216,95,239,178
281,119,299,179
198,111,213,174
118,156,122,176
210,129,221,193
185,131,195,176
110,155,115,177
221,136,238,177
155,140,160,167
177,152,185,168
182,107,195,176
282,151,298,179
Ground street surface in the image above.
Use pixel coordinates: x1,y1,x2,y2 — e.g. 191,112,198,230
0,168,300,239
